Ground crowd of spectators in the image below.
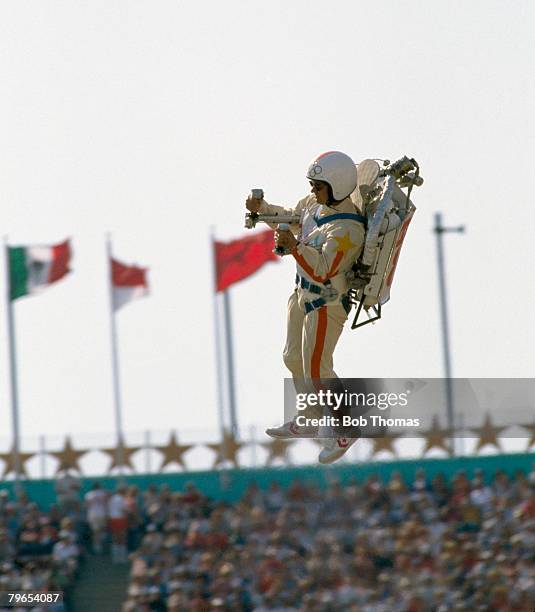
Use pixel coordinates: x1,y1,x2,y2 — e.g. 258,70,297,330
0,474,144,610
122,468,535,611
1,466,535,611
0,475,84,612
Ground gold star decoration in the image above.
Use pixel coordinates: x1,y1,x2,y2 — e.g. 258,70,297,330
469,413,507,453
155,432,193,471
421,415,454,456
521,420,535,449
50,437,88,474
332,232,356,254
369,432,403,457
206,430,246,468
0,446,35,478
101,439,141,472
260,439,294,465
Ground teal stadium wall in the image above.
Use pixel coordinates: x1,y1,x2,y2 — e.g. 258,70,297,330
2,452,534,510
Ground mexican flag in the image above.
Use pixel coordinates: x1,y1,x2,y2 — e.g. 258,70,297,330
9,240,72,301
111,258,149,310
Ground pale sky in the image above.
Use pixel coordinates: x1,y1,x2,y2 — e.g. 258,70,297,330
1,1,534,471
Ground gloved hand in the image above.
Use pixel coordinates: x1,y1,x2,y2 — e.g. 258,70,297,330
275,228,297,252
245,195,262,213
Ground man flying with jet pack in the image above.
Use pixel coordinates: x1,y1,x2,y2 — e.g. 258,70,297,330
246,151,366,464
245,152,422,463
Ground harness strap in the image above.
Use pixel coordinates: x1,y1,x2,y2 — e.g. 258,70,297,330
295,274,329,295
304,298,326,314
341,294,351,315
314,212,368,228
304,295,351,315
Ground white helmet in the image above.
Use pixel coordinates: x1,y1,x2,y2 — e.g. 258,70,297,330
306,151,358,201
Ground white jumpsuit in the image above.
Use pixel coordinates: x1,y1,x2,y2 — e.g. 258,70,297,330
259,194,365,428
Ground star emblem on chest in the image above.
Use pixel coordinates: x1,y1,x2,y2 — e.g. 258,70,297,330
333,232,356,254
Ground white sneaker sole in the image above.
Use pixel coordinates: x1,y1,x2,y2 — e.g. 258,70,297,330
318,438,358,464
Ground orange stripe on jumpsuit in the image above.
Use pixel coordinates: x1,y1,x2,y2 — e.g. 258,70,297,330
275,195,365,426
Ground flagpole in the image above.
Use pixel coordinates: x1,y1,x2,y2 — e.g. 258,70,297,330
210,230,230,475
434,213,465,457
3,239,22,490
210,233,227,437
105,235,125,474
222,289,238,437
211,231,234,490
211,229,276,463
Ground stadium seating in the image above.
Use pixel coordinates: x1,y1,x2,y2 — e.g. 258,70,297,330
120,469,535,611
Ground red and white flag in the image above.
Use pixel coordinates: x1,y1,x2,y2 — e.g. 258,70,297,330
111,258,149,310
